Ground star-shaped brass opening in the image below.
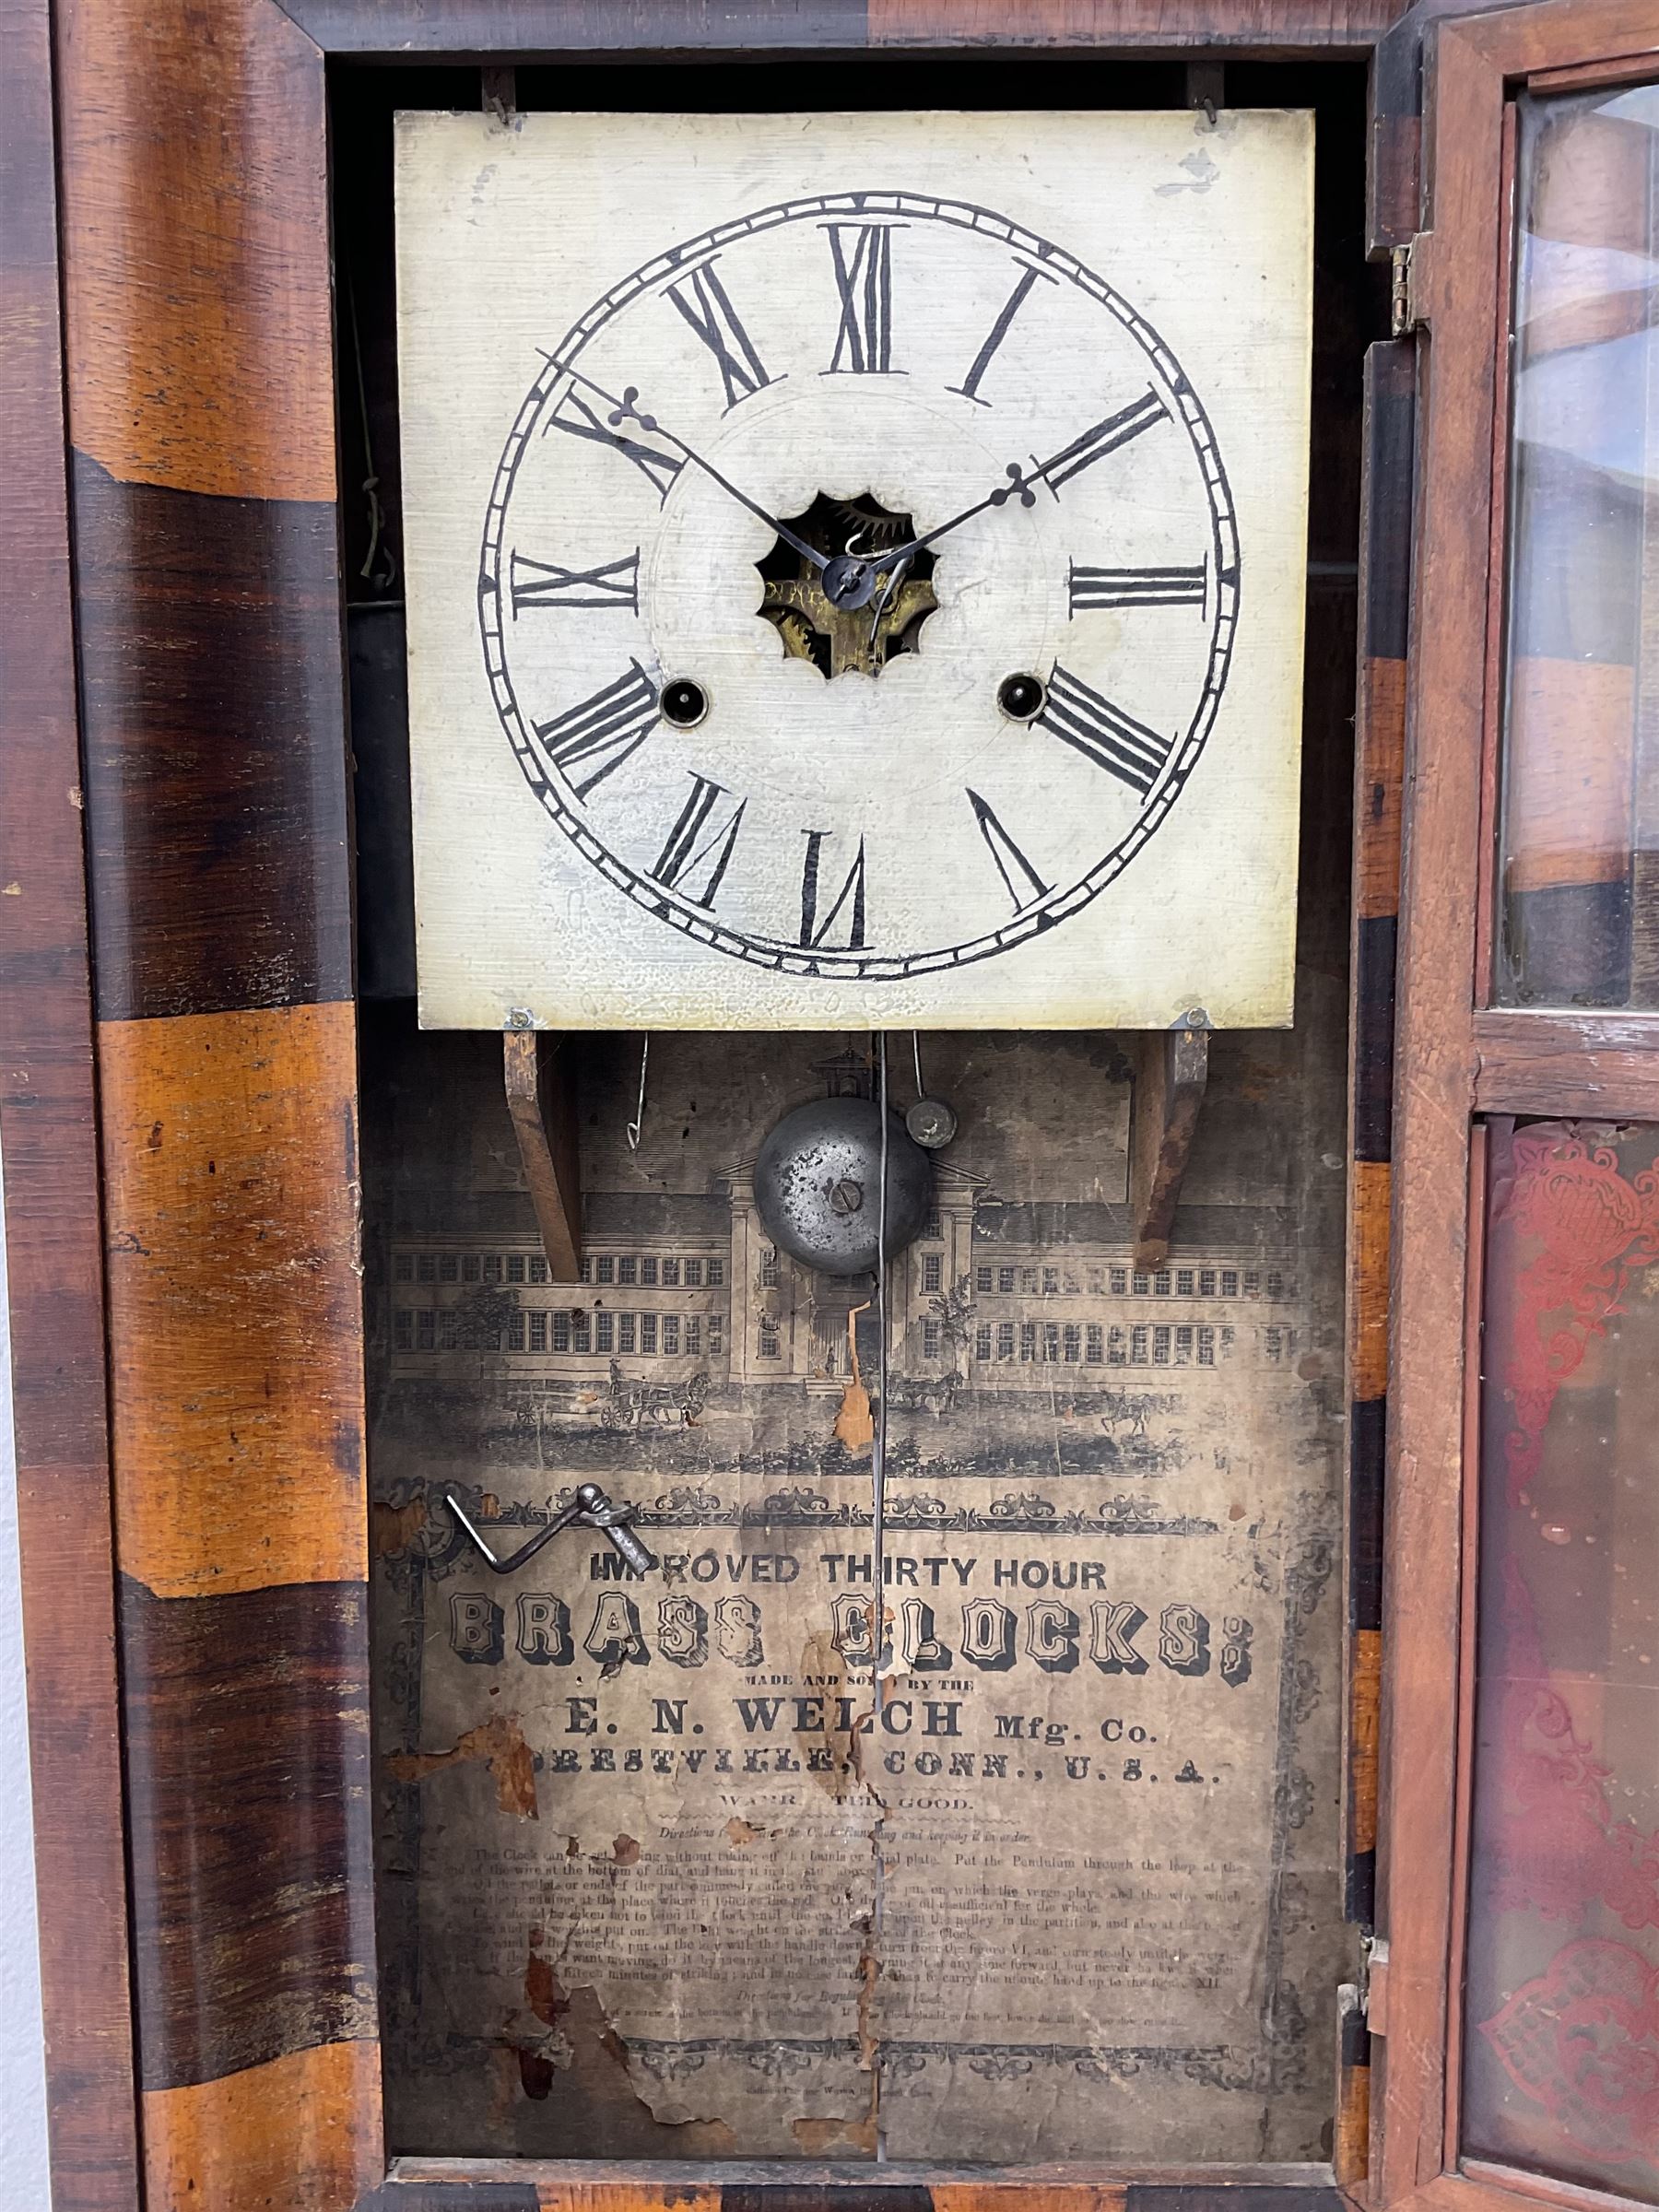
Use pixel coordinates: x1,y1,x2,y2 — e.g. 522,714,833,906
757,492,938,679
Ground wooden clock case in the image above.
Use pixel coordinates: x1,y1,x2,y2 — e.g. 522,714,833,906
6,2,1659,2208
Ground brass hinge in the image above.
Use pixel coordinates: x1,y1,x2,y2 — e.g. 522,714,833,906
1362,1934,1390,2036
1391,236,1432,337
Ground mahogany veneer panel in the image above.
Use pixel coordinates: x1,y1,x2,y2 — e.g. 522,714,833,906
870,0,1397,46
99,1002,366,1598
74,465,351,1023
140,1994,381,2212
55,0,335,502
121,1575,375,2088
55,0,372,2186
1344,339,1410,1953
281,0,1395,50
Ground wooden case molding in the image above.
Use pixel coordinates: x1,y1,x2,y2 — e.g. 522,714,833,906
0,5,140,2209
0,1,1418,2208
1341,329,1414,2041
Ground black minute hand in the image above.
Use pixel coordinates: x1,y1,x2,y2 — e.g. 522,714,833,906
561,366,828,571
887,388,1171,565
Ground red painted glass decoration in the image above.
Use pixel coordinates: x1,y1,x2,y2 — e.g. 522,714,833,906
1464,1124,1659,2196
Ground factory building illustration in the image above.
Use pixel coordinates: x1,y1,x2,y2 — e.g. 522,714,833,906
387,1156,1301,1406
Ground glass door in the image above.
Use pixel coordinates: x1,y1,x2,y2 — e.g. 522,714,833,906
1381,11,1659,2212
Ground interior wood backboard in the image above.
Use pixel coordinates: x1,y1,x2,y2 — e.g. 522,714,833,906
16,4,1403,2209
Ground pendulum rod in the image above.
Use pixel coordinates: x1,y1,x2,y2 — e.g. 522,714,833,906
872,1032,889,1701
626,1034,650,1151
871,1030,890,2158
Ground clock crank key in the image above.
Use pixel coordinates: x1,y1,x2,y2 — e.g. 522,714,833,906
443,1480,657,1575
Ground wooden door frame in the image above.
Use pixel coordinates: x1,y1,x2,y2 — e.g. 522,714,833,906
6,4,1406,2207
1376,8,1659,2212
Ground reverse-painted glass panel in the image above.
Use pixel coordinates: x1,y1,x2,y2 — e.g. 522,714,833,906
1464,1122,1659,2197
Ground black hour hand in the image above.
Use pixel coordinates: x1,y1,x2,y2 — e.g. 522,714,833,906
1025,390,1168,498
893,387,1171,564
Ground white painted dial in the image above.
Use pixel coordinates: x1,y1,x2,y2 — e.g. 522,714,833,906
480,191,1238,982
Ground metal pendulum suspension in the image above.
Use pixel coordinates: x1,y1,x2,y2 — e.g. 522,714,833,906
906,1029,958,1152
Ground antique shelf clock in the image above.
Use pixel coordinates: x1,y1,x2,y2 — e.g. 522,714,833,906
6,3,1659,2211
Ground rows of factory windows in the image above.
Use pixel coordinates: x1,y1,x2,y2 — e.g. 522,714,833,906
395,1250,1287,1301
963,1319,1230,1365
394,1308,725,1355
957,1260,1288,1300
393,1307,1296,1370
936,1319,1295,1365
394,1251,725,1288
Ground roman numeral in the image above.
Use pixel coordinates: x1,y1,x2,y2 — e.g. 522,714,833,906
665,258,774,411
966,789,1050,912
652,775,747,909
511,548,640,613
533,661,659,800
826,225,895,374
1038,665,1173,797
1068,562,1206,613
547,384,686,503
799,831,867,950
1035,391,1168,496
949,262,1056,406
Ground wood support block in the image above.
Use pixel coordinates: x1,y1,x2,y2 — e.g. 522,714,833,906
503,1031,582,1282
1185,60,1226,111
1129,1021,1210,1274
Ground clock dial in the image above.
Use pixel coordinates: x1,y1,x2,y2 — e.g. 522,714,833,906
479,192,1238,982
